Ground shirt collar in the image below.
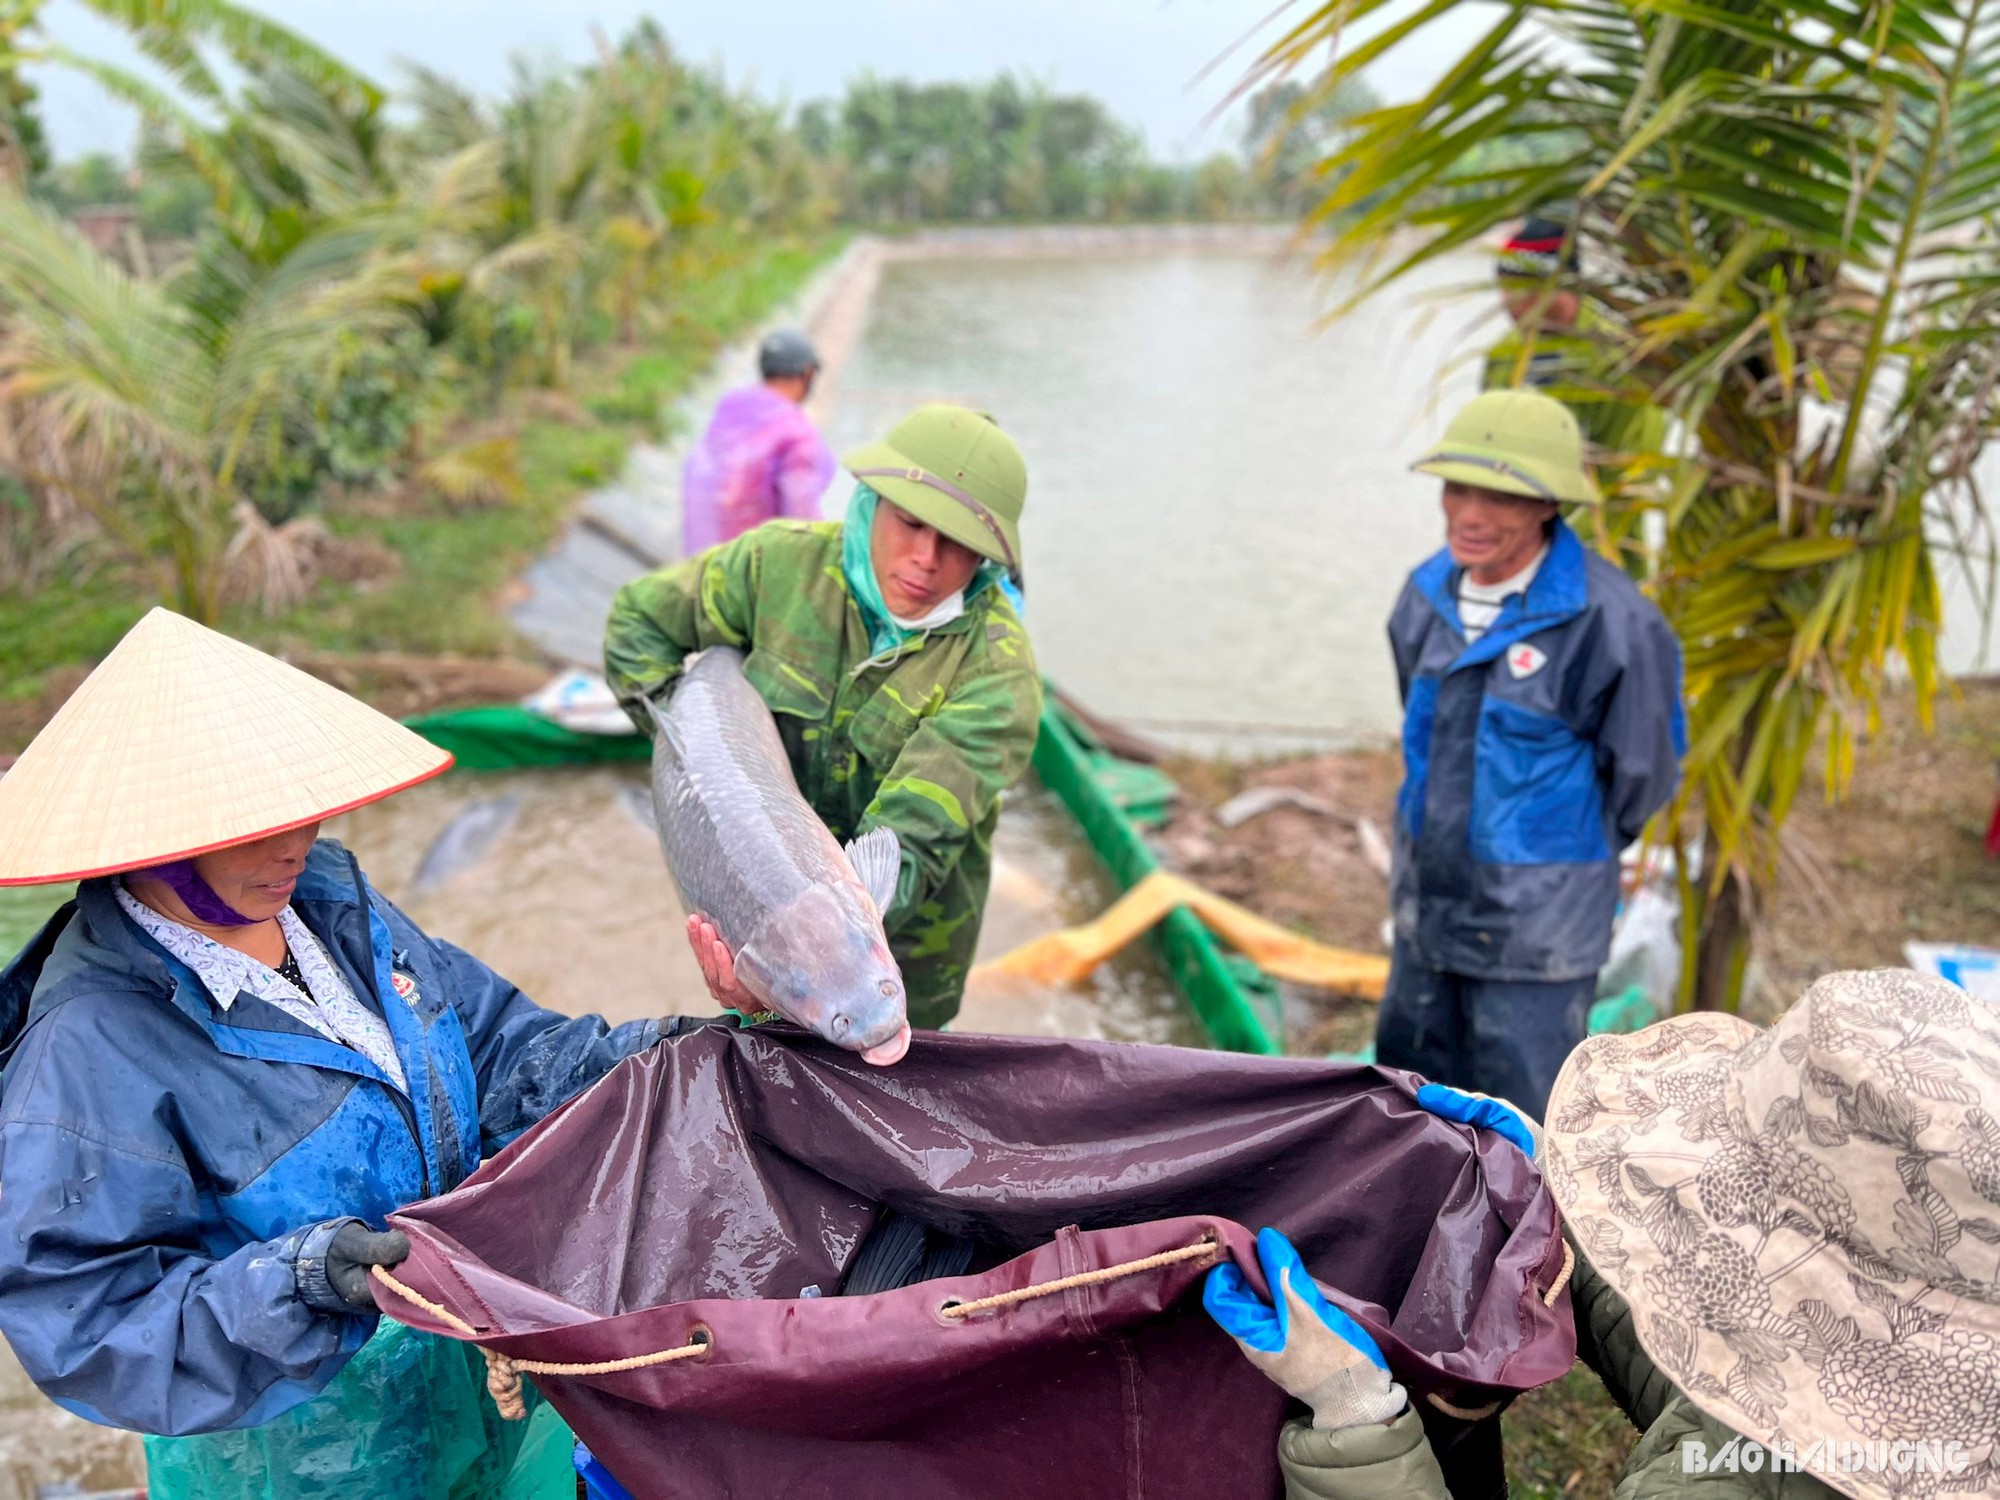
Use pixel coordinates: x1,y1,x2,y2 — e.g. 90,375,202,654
113,885,344,1015
1456,544,1549,603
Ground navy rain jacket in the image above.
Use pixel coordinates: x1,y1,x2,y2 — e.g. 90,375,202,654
0,840,659,1436
1389,520,1686,982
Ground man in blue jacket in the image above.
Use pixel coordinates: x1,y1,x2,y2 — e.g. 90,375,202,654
1375,390,1684,1118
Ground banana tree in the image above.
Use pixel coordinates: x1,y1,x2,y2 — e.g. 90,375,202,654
1251,0,2000,1010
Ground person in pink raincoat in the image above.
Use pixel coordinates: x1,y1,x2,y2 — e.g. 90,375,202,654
680,328,838,555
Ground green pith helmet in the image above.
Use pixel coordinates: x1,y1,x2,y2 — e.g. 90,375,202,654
844,405,1027,575
1411,389,1598,505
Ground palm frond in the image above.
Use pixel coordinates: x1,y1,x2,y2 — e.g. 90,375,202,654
75,0,379,112
417,436,522,509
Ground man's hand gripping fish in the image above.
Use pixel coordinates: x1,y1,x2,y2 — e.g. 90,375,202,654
647,646,911,1064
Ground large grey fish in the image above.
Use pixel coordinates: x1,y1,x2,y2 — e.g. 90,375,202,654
647,646,910,1063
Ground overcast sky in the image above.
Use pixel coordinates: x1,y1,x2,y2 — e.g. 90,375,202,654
29,0,1495,163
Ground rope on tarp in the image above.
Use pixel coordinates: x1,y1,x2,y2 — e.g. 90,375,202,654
372,1234,1570,1422
1542,1238,1576,1306
370,1265,712,1421
937,1237,1219,1321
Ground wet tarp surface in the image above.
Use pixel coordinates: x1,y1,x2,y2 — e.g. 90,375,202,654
380,1024,1573,1500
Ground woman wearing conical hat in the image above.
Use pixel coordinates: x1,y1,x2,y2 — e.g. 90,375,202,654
0,610,672,1494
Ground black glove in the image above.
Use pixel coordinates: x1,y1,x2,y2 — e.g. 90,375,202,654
325,1224,411,1311
660,1014,723,1040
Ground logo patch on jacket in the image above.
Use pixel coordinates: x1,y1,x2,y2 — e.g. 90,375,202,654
390,970,421,1007
1506,644,1547,680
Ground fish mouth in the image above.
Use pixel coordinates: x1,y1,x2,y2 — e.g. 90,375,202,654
859,1024,911,1067
826,1009,909,1064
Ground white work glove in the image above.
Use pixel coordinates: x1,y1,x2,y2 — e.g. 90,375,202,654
1203,1227,1407,1431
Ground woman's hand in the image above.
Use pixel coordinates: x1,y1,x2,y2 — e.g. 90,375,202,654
685,914,760,1011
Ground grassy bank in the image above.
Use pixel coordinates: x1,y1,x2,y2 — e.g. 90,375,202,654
0,232,841,746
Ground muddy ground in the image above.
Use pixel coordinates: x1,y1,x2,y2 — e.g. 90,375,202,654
1155,682,2000,1046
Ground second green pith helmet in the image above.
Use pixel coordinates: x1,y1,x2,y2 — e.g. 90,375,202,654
1411,389,1598,505
845,405,1027,576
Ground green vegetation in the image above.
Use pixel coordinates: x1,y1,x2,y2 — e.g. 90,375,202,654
0,882,74,966
0,6,840,711
1506,1366,1633,1500
0,232,834,704
799,74,1267,221
0,3,1296,722
260,235,834,663
1258,0,2000,1011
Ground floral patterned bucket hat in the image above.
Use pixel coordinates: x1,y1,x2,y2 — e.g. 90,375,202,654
1543,969,2000,1500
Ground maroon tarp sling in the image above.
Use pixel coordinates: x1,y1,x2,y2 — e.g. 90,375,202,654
378,1025,1574,1499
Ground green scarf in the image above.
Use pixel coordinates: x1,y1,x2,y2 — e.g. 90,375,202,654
840,484,998,657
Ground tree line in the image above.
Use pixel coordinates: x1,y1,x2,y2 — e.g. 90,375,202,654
0,3,1373,624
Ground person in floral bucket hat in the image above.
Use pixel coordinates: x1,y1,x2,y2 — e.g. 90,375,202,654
1539,969,2000,1500
1215,969,1998,1500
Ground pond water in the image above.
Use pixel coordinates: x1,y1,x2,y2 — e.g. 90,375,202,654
822,247,1494,751
322,766,1201,1047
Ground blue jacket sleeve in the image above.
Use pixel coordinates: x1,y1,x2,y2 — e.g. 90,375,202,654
1386,578,1428,705
429,937,659,1151
1592,595,1686,846
0,1060,365,1435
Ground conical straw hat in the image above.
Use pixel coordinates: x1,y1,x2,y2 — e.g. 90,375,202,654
0,608,452,885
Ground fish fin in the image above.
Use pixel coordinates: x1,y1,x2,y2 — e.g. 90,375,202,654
642,694,687,764
845,827,903,916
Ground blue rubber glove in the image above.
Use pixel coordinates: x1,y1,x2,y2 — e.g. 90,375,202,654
1203,1228,1406,1431
1414,1082,1538,1158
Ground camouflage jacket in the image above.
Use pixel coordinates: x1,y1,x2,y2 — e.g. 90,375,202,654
603,521,1042,1028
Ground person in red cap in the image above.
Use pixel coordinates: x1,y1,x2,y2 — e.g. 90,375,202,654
1487,212,1666,462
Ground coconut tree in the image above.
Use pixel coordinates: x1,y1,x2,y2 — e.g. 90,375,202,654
477,63,604,390
1250,0,2000,1011
132,56,521,518
0,190,417,621
1,0,373,203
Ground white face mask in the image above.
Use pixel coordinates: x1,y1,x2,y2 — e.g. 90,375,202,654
888,592,965,633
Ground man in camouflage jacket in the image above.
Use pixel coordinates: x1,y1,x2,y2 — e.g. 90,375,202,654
605,406,1040,1029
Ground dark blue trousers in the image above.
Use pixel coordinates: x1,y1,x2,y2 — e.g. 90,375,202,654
1373,941,1592,1120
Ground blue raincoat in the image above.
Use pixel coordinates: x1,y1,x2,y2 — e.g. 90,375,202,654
0,840,658,1482
1386,520,1685,982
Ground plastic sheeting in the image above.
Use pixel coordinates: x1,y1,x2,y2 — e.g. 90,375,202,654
141,1319,574,1500
377,1023,1574,1500
975,869,1390,999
